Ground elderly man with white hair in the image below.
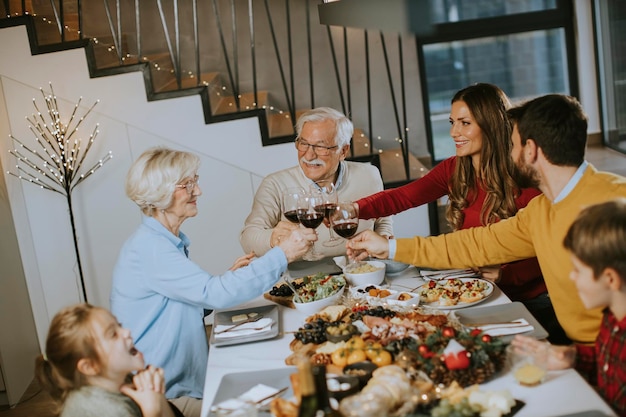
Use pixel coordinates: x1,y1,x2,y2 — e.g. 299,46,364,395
241,107,393,258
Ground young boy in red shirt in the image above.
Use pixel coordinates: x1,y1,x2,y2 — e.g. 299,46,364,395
512,198,626,416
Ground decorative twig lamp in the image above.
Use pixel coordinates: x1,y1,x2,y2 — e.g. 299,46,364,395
6,84,112,302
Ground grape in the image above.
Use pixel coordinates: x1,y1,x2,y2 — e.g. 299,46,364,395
293,318,340,344
350,306,396,321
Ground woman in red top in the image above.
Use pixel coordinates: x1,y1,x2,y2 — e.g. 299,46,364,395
356,83,568,344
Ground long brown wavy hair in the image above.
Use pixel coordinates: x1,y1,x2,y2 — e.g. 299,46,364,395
446,83,520,230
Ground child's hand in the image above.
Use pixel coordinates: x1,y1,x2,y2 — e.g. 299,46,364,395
121,365,174,417
511,335,576,370
134,365,166,393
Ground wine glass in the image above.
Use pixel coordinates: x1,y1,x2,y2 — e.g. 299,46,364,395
282,187,305,224
331,202,360,265
312,180,341,247
297,190,325,261
330,202,359,240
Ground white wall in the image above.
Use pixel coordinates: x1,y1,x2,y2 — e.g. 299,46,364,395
0,25,430,351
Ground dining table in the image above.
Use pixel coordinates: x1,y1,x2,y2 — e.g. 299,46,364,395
201,263,617,417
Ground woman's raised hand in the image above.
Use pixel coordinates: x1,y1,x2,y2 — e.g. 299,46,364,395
476,264,502,282
229,252,256,271
278,228,318,263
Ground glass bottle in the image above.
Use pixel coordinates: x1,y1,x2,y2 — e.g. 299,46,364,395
312,365,343,417
297,360,320,417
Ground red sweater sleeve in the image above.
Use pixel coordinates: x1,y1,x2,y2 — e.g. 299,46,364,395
357,157,456,220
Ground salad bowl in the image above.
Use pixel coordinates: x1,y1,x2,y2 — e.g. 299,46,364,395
292,273,346,315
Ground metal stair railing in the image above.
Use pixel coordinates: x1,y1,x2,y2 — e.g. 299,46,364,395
0,0,430,185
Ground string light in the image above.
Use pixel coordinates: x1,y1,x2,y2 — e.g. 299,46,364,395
8,84,112,194
7,84,112,303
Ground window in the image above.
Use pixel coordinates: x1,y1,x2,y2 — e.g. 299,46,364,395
417,0,576,162
430,0,557,24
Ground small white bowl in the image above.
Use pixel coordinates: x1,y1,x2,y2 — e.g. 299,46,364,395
379,259,411,276
293,285,345,316
387,291,420,307
343,260,386,287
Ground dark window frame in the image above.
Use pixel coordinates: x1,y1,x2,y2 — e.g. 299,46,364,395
414,0,578,234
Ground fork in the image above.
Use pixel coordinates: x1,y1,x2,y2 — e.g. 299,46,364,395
214,314,264,334
254,386,289,405
423,269,477,280
465,320,525,328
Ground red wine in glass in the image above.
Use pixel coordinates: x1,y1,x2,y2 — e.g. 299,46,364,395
284,209,301,224
333,221,359,238
298,191,325,261
298,211,324,228
315,203,337,220
282,187,305,224
330,202,359,239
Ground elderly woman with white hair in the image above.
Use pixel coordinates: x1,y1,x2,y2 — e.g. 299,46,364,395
110,147,315,417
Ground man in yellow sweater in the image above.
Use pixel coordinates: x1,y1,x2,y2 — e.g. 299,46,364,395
348,94,626,350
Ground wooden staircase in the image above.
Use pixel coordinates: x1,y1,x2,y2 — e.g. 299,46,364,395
0,2,431,185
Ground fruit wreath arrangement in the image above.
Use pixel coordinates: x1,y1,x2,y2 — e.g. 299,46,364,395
288,300,507,387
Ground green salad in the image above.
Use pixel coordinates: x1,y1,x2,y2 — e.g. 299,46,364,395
295,273,346,303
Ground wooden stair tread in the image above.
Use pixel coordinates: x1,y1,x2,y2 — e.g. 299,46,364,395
213,91,269,115
378,148,430,183
352,128,375,156
267,112,295,137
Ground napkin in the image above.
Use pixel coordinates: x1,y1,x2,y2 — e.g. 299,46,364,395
239,383,282,405
211,384,283,412
474,318,534,337
213,318,274,339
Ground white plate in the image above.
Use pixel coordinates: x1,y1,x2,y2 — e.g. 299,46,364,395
210,305,280,347
414,278,494,310
350,284,397,299
453,301,548,342
386,291,420,307
209,368,295,416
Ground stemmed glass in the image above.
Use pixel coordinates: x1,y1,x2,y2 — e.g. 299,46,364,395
312,180,341,247
330,202,359,240
282,187,305,224
297,190,325,261
331,202,360,265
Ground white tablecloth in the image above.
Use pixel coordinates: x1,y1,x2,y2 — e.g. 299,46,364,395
201,266,616,417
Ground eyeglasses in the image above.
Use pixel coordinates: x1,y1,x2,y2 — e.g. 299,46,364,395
295,138,338,156
176,175,199,195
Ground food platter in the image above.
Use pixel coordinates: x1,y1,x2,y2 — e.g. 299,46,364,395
263,272,345,309
414,278,494,310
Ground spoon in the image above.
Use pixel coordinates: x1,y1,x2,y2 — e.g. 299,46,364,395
282,272,302,303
